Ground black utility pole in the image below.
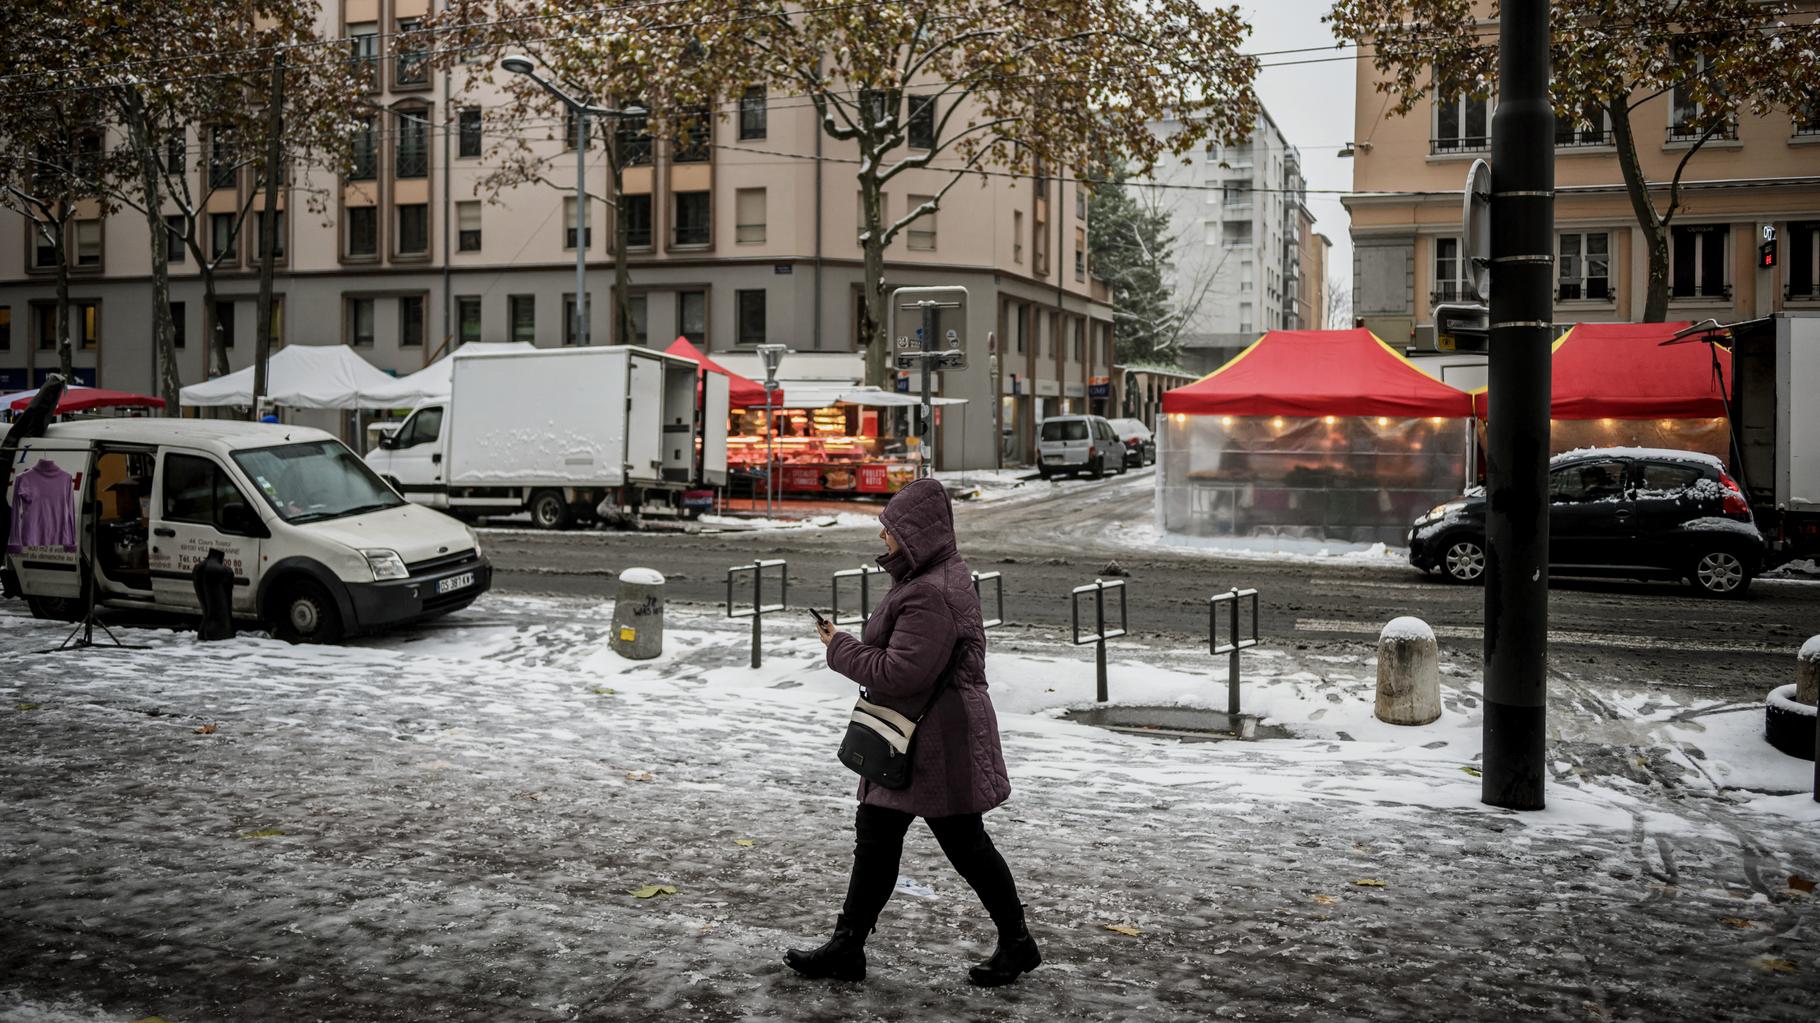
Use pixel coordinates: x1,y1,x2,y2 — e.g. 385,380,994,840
252,49,285,414
1482,0,1554,811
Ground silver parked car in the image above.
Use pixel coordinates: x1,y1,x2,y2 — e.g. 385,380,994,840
1036,415,1127,479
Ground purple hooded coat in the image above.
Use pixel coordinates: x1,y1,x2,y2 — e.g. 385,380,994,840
826,478,1012,818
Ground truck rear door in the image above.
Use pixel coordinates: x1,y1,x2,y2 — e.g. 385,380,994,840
701,371,729,487
626,352,664,483
5,444,91,599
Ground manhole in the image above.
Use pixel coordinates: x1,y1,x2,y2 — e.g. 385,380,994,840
1063,705,1294,743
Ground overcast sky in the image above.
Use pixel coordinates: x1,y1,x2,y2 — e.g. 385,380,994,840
1236,0,1359,311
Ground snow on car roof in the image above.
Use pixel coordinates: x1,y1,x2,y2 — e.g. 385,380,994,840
1552,446,1725,468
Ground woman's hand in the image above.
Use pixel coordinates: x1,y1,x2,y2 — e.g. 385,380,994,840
816,619,836,646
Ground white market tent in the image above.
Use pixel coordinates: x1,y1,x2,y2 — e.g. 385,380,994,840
361,342,535,407
179,344,415,410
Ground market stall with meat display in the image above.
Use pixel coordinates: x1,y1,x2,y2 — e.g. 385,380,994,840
1158,328,1476,544
725,387,965,498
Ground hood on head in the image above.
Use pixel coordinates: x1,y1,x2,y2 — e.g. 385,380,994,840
879,478,957,574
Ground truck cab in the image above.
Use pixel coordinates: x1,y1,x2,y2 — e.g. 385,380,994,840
5,419,490,642
367,403,450,508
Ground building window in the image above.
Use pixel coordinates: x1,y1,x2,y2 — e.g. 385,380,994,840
456,296,482,344
394,18,428,87
1669,53,1735,142
1556,102,1611,147
1432,236,1467,303
35,305,54,350
396,109,428,178
509,295,535,342
256,210,285,261
457,201,481,251
32,226,57,269
736,188,766,244
1224,221,1252,246
673,191,709,247
564,197,591,249
350,116,377,179
163,215,187,263
672,107,710,163
1222,181,1251,208
1075,226,1086,280
208,125,237,188
906,194,935,251
211,212,237,261
1076,184,1087,221
907,95,936,150
1073,319,1085,362
1433,90,1490,153
677,290,706,345
562,294,590,346
397,203,428,255
1796,96,1820,137
617,106,652,165
75,302,98,351
164,131,184,175
622,193,653,248
215,300,237,349
0,305,9,350
1670,224,1728,299
736,289,766,345
347,297,374,347
563,108,581,152
1789,221,1820,299
168,302,184,349
1013,210,1023,263
74,219,101,267
458,108,483,157
399,294,424,347
348,23,379,89
623,294,648,344
1556,232,1610,301
740,86,767,140
346,205,377,257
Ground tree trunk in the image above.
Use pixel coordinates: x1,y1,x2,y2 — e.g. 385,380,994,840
199,260,227,380
1607,99,1670,322
858,176,888,387
54,237,72,381
611,160,632,344
252,52,285,417
123,98,180,411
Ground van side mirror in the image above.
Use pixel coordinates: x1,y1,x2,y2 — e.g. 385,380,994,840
378,434,397,450
220,503,267,538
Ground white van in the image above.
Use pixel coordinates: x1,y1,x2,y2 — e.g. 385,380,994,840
3,419,489,643
1036,415,1127,479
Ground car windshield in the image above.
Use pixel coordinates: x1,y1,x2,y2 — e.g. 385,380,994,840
232,440,405,524
1041,420,1088,442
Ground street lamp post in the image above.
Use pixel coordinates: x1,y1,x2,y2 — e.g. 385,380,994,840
500,55,644,348
757,344,789,517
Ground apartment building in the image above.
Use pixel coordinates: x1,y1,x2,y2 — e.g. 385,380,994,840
1344,40,1820,346
1133,104,1320,376
0,0,1110,470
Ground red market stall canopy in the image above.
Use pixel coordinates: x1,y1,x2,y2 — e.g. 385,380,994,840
5,385,166,413
1161,328,1474,418
1472,321,1732,420
664,336,780,408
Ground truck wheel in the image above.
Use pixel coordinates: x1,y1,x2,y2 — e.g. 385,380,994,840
272,579,344,644
529,489,573,530
1689,548,1752,598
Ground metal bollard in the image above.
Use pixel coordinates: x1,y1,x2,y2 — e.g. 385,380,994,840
971,571,1005,630
832,564,887,625
726,559,787,668
1208,587,1260,718
1070,578,1128,702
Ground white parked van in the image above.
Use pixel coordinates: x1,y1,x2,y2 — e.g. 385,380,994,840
1036,415,1127,479
3,419,490,643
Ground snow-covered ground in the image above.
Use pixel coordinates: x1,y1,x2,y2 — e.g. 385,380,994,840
2,596,1817,1022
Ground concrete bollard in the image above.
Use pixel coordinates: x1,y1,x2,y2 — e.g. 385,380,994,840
1376,616,1441,726
1798,635,1819,706
610,568,666,660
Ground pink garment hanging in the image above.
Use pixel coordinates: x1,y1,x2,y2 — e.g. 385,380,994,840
7,459,77,553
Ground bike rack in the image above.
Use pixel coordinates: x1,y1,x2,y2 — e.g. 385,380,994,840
726,559,788,668
1071,578,1128,702
971,571,1005,629
1209,587,1261,718
831,564,887,625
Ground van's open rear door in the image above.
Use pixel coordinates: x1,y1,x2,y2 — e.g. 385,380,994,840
4,444,92,599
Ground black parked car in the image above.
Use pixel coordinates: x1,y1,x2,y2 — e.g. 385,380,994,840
1408,448,1765,597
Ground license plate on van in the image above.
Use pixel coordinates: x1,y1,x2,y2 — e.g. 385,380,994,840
436,572,475,595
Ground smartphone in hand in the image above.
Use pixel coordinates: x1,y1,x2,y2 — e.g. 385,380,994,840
808,607,829,627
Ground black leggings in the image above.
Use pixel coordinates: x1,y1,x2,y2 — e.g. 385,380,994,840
841,803,1024,937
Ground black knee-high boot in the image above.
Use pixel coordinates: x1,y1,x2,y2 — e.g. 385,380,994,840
785,805,913,982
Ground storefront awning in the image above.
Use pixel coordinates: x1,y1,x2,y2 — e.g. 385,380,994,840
1162,329,1475,418
1472,321,1732,420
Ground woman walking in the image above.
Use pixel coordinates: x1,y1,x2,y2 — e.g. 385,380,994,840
786,478,1040,986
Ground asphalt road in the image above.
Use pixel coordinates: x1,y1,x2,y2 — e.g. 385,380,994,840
481,468,1820,704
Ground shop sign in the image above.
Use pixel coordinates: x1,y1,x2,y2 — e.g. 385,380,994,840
783,465,823,492
895,374,910,393
1089,376,1111,398
1063,383,1086,398
857,463,891,493
1034,379,1060,397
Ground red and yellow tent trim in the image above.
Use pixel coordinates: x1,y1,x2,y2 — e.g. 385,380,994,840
1161,328,1475,419
1471,321,1731,420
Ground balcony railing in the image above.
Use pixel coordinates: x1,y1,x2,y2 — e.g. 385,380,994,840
1666,121,1738,144
1669,283,1733,301
1429,135,1490,155
1555,128,1614,148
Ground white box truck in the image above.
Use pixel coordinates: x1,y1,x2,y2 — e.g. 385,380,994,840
365,346,729,528
1731,312,1820,567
